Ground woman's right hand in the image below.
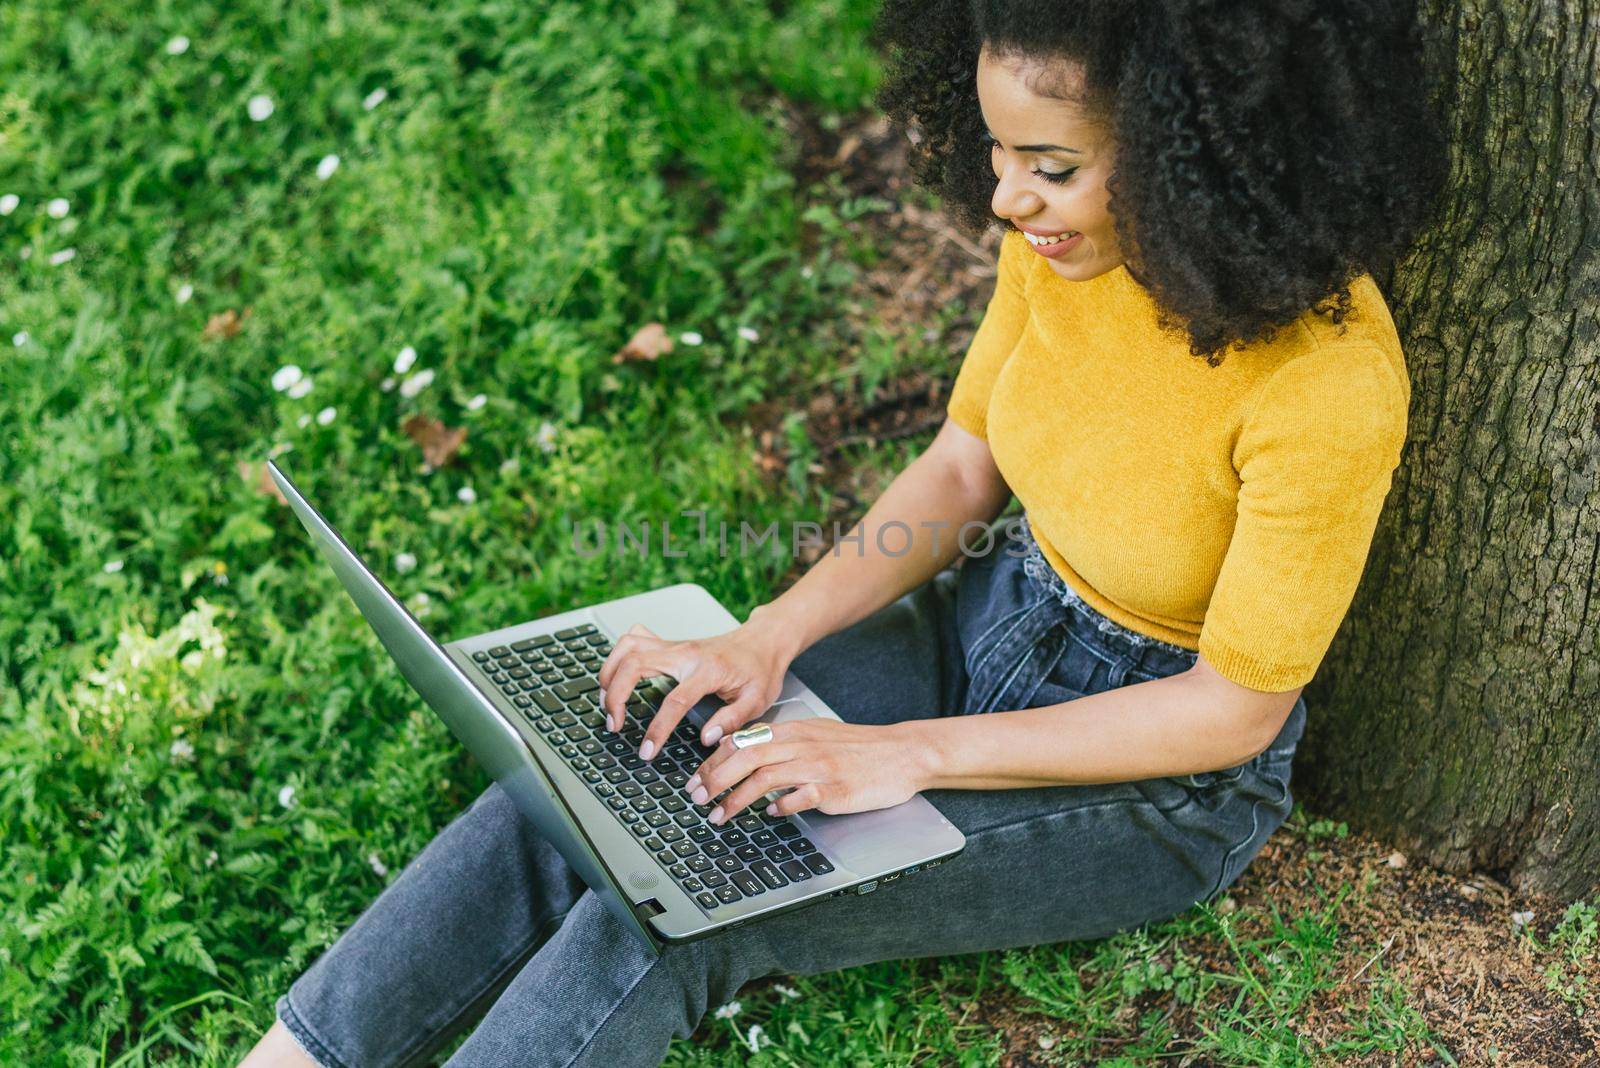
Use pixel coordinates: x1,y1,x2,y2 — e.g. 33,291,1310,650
594,607,801,761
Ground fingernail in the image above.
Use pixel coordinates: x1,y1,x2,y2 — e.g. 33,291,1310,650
702,725,722,746
765,802,778,816
607,715,617,732
686,774,701,791
639,739,655,760
691,785,708,804
708,805,724,824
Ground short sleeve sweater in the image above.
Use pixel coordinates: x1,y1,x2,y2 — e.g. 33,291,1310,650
947,229,1410,692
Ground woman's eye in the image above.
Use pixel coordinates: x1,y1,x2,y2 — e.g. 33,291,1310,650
984,135,1075,185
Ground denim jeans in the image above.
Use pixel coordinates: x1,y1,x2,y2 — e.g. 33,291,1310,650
277,513,1305,1068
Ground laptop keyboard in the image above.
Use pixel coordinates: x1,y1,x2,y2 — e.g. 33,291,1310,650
469,623,837,912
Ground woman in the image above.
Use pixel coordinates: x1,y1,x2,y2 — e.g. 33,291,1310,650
243,1,1447,1064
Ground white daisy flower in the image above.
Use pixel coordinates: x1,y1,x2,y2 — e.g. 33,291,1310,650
277,784,297,808
0,193,18,216
49,247,76,266
315,154,340,181
166,35,190,56
457,485,477,504
287,375,314,399
465,393,487,411
316,406,337,426
380,376,395,392
363,87,388,111
175,283,194,305
103,559,125,573
19,247,31,261
169,738,195,761
499,457,520,476
737,326,759,342
271,364,303,392
399,367,434,398
12,331,28,347
535,420,558,453
772,983,800,1000
46,197,70,219
801,265,814,279
744,1023,767,1054
713,1000,742,1020
297,413,312,428
247,94,275,122
393,344,417,374
394,552,417,574
205,849,219,867
678,330,703,346
367,852,389,877
1512,910,1536,929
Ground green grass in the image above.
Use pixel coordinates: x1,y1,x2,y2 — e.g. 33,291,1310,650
0,1,1486,1064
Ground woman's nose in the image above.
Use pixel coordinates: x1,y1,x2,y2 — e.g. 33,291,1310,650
990,163,1042,222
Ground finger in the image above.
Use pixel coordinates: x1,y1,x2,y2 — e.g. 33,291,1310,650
639,664,717,760
598,647,672,726
766,781,822,818
691,735,796,804
695,686,772,748
596,624,660,692
707,761,799,825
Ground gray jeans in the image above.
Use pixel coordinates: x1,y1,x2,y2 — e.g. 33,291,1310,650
278,514,1305,1067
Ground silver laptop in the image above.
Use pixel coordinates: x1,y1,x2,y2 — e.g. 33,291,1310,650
268,460,965,957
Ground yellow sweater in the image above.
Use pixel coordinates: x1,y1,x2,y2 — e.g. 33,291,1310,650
947,229,1410,692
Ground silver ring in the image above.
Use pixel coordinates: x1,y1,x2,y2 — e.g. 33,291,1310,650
729,724,773,749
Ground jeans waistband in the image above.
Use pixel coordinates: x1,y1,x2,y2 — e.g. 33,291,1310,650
1011,513,1198,668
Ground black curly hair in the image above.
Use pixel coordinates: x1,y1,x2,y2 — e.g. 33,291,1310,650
870,0,1450,364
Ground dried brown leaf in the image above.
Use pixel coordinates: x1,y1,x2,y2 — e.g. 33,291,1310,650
401,413,468,468
612,322,674,364
203,307,251,341
238,459,287,504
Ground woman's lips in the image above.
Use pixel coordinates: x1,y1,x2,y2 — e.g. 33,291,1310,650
1024,231,1084,258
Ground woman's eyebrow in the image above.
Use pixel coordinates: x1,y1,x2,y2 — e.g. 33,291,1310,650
983,123,1081,154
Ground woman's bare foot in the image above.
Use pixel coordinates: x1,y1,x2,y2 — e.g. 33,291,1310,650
238,1019,320,1068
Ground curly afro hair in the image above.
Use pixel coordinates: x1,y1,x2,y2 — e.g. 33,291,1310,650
870,0,1450,364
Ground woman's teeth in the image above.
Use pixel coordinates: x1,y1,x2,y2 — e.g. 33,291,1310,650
1023,230,1077,246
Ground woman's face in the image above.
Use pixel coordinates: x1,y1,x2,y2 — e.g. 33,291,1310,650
976,45,1123,282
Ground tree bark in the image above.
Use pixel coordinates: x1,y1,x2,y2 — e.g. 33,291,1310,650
1300,0,1600,900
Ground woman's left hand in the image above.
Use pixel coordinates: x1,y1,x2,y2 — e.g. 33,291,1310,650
683,718,931,824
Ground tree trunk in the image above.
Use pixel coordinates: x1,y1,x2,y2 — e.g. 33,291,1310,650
1300,0,1600,900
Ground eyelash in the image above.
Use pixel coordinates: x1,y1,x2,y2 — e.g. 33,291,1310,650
982,134,1077,184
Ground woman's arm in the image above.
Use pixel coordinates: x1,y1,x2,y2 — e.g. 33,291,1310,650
907,655,1304,790
686,655,1304,825
746,419,1014,660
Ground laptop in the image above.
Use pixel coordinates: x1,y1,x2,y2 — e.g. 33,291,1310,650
268,460,965,958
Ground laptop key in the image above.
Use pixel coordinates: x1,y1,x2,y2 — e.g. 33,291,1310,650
500,684,521,696
735,845,763,863
735,815,763,832
512,695,532,709
554,627,580,640
553,678,599,700
751,830,778,847
701,870,727,888
779,859,812,882
766,845,793,862
714,884,743,904
671,841,698,858
730,870,765,897
603,769,628,784
617,783,643,797
696,892,719,909
789,838,816,854
669,864,691,881
630,823,652,839
656,849,676,866
750,860,788,889
802,853,834,875
540,672,563,685
551,712,577,728
772,822,800,840
591,753,616,769
702,841,728,858
472,650,491,662
683,876,703,891
658,826,685,843
634,768,660,785
686,855,711,872
645,836,664,851
715,856,742,874
644,812,669,827
489,672,508,685
606,797,627,811
645,782,671,798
